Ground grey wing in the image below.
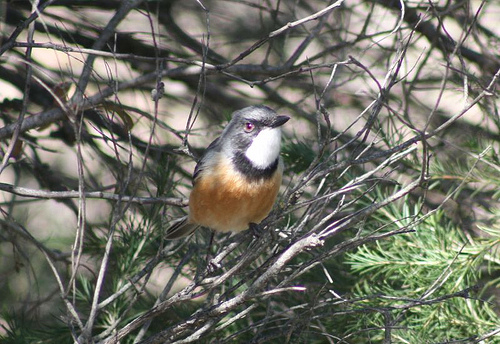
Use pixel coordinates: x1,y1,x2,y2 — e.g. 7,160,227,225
192,137,221,184
166,137,221,239
165,216,200,239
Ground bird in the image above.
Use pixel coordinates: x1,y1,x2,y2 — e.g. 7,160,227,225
166,105,289,239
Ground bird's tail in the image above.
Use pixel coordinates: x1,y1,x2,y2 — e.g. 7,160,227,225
165,216,200,239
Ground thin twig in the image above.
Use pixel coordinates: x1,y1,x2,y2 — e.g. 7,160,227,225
0,182,187,206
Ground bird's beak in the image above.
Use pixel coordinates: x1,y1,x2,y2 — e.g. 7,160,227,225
271,115,290,128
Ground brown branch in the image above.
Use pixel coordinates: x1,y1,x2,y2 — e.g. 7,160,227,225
373,0,500,75
216,0,345,70
0,182,187,206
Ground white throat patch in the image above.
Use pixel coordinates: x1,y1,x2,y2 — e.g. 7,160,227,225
245,127,282,169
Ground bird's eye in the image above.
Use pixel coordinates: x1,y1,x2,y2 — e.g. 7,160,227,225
244,122,255,132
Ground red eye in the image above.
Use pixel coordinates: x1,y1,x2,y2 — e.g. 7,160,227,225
244,122,255,132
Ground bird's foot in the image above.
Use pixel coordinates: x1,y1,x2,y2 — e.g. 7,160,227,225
206,260,222,274
249,222,264,238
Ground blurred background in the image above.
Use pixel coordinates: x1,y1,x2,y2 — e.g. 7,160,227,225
1,0,499,343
